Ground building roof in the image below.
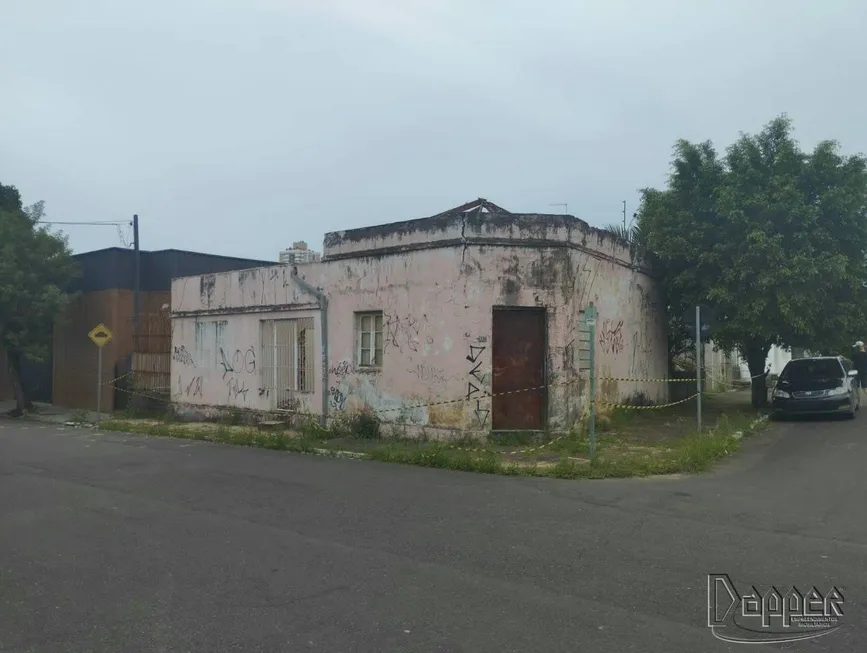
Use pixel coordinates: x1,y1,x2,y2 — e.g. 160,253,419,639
72,246,274,266
70,247,275,293
322,197,598,250
424,198,512,219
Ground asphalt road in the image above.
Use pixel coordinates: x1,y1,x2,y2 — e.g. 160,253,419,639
1,412,865,652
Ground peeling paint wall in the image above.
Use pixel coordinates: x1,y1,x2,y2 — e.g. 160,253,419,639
170,212,667,432
171,309,323,415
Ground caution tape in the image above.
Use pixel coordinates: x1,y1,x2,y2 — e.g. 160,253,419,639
104,382,706,459
93,366,766,459
108,373,711,420
598,376,697,383
599,370,769,384
597,393,700,410
110,380,581,457
100,371,132,387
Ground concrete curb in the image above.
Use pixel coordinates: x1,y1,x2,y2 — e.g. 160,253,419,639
731,413,770,441
311,447,367,460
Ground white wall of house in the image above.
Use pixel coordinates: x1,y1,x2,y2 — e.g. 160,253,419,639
171,307,323,415
169,207,670,433
735,344,792,379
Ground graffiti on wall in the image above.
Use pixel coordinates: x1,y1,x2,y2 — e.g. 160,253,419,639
466,344,489,427
384,312,436,354
227,377,250,402
630,327,654,379
598,319,625,356
380,293,440,355
329,386,348,411
407,363,450,385
219,347,256,379
176,375,203,398
219,346,256,403
172,345,195,367
329,360,354,377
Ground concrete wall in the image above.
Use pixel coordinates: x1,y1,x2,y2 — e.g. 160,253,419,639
171,211,668,433
170,308,323,416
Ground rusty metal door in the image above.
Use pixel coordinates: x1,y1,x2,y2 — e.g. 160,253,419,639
492,308,546,430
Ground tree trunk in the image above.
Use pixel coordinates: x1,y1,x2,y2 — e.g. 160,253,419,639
743,340,772,409
7,351,33,415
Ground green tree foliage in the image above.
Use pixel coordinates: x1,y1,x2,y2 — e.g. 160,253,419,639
635,115,867,407
0,182,79,414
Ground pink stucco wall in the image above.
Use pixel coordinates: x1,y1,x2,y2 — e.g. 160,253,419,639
170,210,668,434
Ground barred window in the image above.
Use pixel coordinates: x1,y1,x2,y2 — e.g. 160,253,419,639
260,318,315,408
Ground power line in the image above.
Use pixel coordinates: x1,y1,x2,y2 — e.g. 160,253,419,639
40,220,131,226
39,218,135,248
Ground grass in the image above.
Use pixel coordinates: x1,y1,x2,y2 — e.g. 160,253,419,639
97,392,768,480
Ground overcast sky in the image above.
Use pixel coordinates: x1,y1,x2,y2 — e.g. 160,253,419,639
2,0,866,261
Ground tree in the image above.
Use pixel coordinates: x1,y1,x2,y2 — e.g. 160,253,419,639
0,182,79,415
636,116,867,408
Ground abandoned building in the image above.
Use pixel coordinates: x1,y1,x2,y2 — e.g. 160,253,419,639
169,199,668,433
0,247,274,412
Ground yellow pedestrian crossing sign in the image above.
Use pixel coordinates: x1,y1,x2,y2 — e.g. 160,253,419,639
88,323,113,348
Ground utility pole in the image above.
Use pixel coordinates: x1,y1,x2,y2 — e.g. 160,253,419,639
696,305,703,433
622,200,627,231
550,202,568,214
133,214,140,333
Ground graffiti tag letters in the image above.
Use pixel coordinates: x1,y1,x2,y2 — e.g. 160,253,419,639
176,375,203,398
219,347,256,379
329,386,347,411
466,344,489,427
384,313,422,353
598,319,625,356
172,345,195,367
329,361,354,377
226,377,249,402
408,363,449,385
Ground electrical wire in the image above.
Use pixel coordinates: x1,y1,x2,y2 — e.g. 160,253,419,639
39,219,135,247
40,220,129,226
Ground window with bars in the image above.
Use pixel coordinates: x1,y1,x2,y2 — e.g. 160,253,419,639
356,311,383,368
260,317,315,408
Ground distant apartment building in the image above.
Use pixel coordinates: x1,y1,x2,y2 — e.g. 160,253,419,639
279,241,321,265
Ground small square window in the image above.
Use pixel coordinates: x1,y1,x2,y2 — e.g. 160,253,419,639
356,311,383,368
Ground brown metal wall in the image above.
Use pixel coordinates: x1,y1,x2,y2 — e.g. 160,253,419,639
491,307,547,430
52,290,169,411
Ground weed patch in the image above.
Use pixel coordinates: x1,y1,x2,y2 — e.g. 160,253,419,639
97,392,768,480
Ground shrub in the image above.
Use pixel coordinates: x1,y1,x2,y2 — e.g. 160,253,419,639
349,409,381,439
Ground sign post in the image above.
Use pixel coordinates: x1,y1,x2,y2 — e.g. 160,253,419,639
88,323,114,428
685,304,714,435
695,305,702,433
584,303,598,458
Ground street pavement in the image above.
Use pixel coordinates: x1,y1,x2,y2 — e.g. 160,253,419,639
0,412,865,652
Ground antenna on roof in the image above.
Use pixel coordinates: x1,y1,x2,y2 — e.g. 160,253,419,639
550,202,568,214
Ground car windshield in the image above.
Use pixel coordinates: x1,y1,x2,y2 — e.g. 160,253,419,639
781,359,843,381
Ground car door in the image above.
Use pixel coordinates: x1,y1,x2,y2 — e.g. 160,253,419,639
841,358,859,408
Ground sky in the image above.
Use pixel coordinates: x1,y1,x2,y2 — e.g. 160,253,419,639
2,0,866,261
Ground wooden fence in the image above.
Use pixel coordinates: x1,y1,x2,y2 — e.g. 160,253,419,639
131,312,171,396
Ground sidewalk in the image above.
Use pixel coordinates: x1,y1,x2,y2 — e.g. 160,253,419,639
0,400,110,426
